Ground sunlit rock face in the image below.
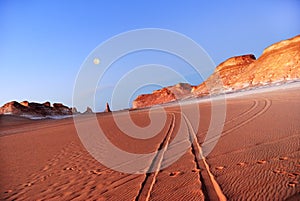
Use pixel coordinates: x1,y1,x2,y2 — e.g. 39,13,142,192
248,35,300,85
83,106,93,114
0,101,73,116
192,54,257,96
132,83,194,109
133,35,300,108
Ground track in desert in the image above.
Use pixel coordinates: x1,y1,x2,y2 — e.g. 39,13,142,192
0,99,278,201
132,94,295,200
1,86,300,200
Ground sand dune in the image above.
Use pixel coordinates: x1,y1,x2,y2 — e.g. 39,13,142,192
0,84,299,200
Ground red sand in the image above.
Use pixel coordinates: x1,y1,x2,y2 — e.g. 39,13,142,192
0,85,299,200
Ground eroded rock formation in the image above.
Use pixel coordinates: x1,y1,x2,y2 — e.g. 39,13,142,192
0,101,74,117
133,35,300,108
83,107,93,114
105,102,111,112
133,83,194,108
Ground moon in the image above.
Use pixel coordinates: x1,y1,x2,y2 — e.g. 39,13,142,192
93,58,100,65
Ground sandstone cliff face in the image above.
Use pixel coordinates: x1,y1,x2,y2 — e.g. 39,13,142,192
132,83,194,108
133,35,300,108
0,101,74,117
192,54,257,97
193,35,300,95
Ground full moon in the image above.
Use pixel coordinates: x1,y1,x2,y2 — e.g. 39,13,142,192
93,58,100,65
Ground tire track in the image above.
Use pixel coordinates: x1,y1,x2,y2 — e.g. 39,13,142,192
152,99,267,200
127,97,270,200
135,114,175,201
182,99,258,146
203,98,272,146
223,98,272,135
224,99,259,126
85,99,270,200
151,100,262,200
183,115,227,201
178,98,272,200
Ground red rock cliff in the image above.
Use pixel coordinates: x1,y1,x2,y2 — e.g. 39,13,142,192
133,35,300,108
132,83,194,108
0,101,74,117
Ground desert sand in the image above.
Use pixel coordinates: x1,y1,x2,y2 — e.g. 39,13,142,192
0,83,300,200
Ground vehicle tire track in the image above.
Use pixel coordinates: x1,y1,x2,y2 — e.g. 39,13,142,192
225,99,259,125
222,98,272,135
178,98,271,200
203,98,272,146
137,98,271,200
186,99,258,146
135,113,175,201
183,115,227,201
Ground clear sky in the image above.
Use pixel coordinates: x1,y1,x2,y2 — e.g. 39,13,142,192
1,0,299,111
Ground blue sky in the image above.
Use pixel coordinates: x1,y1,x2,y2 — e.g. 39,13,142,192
0,0,299,111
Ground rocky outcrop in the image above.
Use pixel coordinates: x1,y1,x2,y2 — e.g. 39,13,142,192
83,107,93,114
133,35,300,108
20,101,29,107
192,54,257,96
43,101,51,107
132,83,194,108
193,35,300,95
105,103,111,112
71,107,79,114
0,101,74,117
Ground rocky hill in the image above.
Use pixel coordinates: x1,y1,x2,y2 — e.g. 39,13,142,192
133,83,194,108
0,101,75,117
133,35,300,108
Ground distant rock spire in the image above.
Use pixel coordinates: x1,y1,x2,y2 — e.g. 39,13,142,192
84,107,93,114
105,102,111,112
71,107,78,114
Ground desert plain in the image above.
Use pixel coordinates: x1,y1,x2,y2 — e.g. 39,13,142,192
0,82,299,201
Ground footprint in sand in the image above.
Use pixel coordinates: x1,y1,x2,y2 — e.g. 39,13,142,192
279,156,288,161
169,171,182,177
215,166,225,170
257,160,267,164
272,169,287,175
273,169,281,174
90,169,102,175
237,162,247,166
192,168,200,173
288,181,298,187
4,190,12,194
64,166,81,172
40,176,47,182
63,167,74,171
24,182,33,187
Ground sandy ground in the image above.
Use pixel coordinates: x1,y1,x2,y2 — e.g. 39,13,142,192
0,84,299,200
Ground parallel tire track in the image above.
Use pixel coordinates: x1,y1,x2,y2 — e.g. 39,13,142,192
135,97,271,201
222,98,272,136
179,98,272,201
203,98,272,146
183,115,227,201
135,114,175,201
